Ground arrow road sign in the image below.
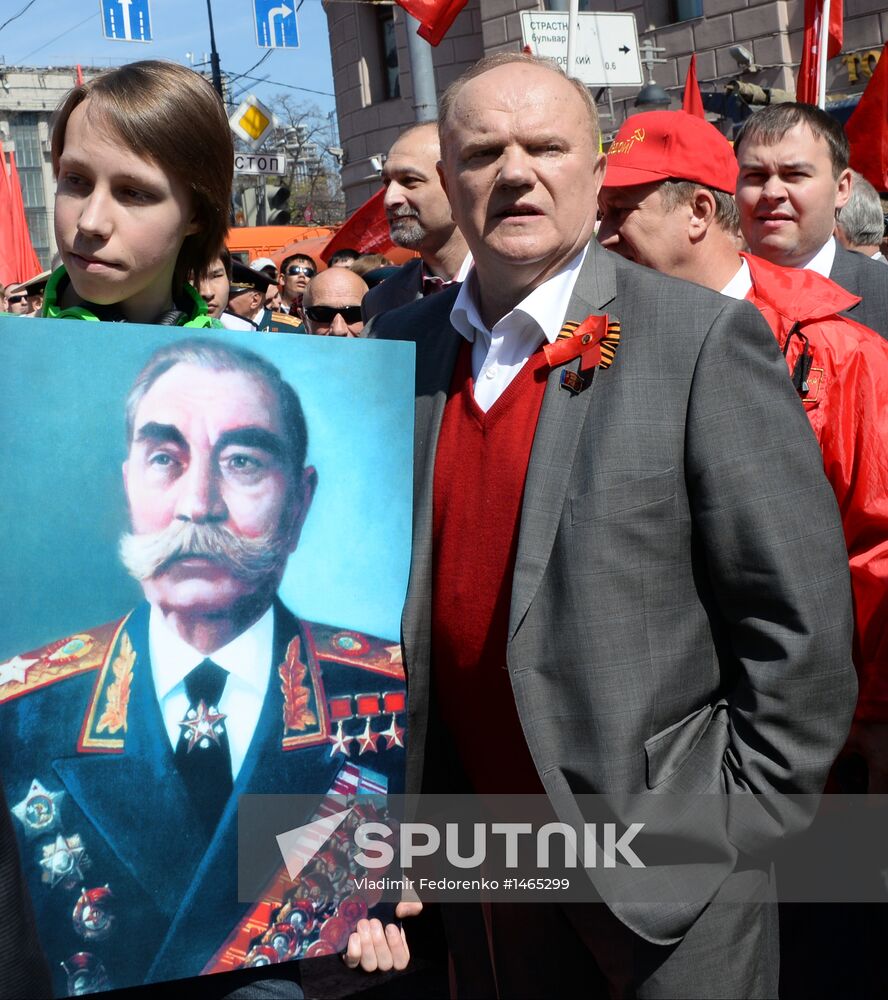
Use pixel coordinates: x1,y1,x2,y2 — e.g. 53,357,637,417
100,0,152,42
253,0,300,49
520,11,642,88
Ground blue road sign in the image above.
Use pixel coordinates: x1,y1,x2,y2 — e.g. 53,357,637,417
100,0,152,42
253,0,300,49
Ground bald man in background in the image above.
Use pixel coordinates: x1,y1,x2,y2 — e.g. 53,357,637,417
301,268,368,337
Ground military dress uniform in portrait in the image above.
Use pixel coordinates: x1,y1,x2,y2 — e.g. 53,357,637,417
0,607,406,994
0,335,411,996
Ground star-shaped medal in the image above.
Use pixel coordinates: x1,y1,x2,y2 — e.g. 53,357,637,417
380,714,405,750
178,699,227,753
12,779,65,838
0,655,37,687
40,833,88,888
356,718,380,755
329,720,353,758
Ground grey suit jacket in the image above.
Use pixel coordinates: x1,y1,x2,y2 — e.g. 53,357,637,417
371,243,856,944
830,242,888,338
361,258,423,322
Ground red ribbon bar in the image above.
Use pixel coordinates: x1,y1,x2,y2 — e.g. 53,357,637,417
383,691,406,714
356,694,381,717
544,314,610,372
328,697,353,720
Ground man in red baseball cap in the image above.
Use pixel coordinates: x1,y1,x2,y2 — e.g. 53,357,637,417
598,110,740,280
599,110,888,797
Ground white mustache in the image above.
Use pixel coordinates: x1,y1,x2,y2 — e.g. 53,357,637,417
119,520,285,583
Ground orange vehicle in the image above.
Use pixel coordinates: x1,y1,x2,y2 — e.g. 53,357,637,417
226,225,418,270
226,226,335,264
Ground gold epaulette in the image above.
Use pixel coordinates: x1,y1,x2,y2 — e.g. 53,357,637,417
270,311,304,328
0,619,128,705
303,622,403,679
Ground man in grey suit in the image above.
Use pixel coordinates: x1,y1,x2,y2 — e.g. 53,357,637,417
361,122,468,321
369,53,856,998
735,102,888,339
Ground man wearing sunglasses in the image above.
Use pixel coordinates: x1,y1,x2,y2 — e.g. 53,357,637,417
279,253,318,315
4,285,31,315
301,267,368,337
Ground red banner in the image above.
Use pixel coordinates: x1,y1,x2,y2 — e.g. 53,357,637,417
682,54,705,119
7,152,42,282
846,44,888,192
797,0,844,105
396,0,469,46
0,144,16,286
321,188,393,264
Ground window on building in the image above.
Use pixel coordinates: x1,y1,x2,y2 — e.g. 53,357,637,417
357,1,401,105
9,112,51,269
672,0,703,20
378,6,400,101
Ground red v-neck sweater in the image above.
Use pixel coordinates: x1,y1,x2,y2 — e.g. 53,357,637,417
431,339,550,794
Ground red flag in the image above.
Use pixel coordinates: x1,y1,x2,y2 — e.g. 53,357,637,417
7,151,42,281
395,0,469,46
0,145,16,286
797,0,844,105
682,54,705,119
846,43,888,192
321,188,394,263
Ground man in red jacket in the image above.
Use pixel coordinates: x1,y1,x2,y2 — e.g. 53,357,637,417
598,111,888,786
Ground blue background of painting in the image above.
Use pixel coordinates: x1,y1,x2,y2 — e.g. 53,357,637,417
0,318,415,656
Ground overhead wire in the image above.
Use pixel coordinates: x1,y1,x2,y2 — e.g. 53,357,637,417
226,49,273,86
236,73,333,98
14,12,99,64
0,0,39,35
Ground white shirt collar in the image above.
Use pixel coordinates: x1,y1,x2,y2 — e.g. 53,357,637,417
719,258,753,300
803,236,836,278
450,245,588,346
149,603,276,701
455,252,473,282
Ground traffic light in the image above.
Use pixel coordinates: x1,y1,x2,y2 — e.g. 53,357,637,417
266,184,291,225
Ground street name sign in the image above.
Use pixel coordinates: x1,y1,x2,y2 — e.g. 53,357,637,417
520,11,643,88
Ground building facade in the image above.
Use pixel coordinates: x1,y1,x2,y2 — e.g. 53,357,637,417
0,66,105,269
325,0,887,213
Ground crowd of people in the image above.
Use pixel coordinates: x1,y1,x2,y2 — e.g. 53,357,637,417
1,49,887,1000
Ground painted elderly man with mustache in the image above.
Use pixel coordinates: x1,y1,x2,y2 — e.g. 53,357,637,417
0,339,410,997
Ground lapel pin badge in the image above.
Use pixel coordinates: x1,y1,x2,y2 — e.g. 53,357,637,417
547,314,622,395
560,370,586,395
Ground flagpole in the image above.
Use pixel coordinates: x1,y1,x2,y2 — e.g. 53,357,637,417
405,14,438,122
567,0,579,77
817,0,831,108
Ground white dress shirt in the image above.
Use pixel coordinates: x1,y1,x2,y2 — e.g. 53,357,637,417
449,246,588,412
455,252,474,282
719,258,753,300
803,236,837,278
150,605,275,781
218,312,255,331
